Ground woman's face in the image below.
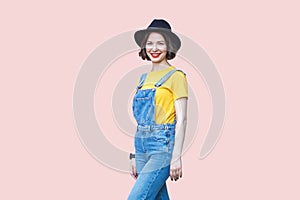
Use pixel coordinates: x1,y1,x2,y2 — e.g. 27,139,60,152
145,32,167,63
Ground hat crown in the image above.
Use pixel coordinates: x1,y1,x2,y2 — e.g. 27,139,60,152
147,19,171,30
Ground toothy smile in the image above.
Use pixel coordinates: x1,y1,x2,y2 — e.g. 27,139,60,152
150,53,161,58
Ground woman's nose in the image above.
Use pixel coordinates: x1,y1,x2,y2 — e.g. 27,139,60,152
152,44,158,51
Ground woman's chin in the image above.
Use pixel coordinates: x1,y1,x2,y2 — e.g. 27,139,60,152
149,57,166,63
151,59,163,63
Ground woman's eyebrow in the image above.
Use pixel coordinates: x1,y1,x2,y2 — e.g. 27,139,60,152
146,40,165,42
152,40,165,43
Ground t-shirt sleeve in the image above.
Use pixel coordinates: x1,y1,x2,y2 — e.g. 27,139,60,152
171,71,188,100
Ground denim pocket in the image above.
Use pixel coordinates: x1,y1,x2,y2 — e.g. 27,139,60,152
135,96,151,101
132,89,156,125
153,134,168,144
152,130,170,145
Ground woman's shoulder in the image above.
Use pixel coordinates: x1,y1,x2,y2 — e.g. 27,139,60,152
171,66,187,78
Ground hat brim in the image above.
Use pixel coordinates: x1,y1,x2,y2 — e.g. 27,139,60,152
134,28,181,52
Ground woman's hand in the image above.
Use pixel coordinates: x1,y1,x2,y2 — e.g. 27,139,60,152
130,158,138,179
170,157,182,181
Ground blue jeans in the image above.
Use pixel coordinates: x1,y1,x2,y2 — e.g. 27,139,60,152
128,125,175,200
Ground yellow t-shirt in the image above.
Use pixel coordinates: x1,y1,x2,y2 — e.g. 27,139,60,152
139,66,188,124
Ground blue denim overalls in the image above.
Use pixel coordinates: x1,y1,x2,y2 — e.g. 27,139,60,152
128,69,183,200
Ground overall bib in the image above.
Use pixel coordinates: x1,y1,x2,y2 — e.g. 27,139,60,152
128,69,182,200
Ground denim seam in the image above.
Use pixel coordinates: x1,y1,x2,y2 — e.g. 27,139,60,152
143,157,170,200
141,164,161,200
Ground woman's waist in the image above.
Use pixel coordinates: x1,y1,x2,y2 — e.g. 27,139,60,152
137,123,175,132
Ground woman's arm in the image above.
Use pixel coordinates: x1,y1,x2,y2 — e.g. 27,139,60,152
170,97,188,181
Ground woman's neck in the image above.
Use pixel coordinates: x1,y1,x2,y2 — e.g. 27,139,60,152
151,60,171,72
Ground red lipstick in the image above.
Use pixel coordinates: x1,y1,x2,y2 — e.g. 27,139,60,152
150,53,161,58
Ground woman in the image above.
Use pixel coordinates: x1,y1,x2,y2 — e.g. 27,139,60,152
128,19,188,200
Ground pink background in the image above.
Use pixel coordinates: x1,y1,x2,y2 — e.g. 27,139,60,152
1,0,299,199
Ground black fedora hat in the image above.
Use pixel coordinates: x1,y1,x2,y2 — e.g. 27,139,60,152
134,19,181,52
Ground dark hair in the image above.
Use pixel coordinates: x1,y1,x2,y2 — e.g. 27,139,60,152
138,32,177,61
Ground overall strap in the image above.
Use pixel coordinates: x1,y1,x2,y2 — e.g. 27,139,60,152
137,73,147,89
155,69,185,87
